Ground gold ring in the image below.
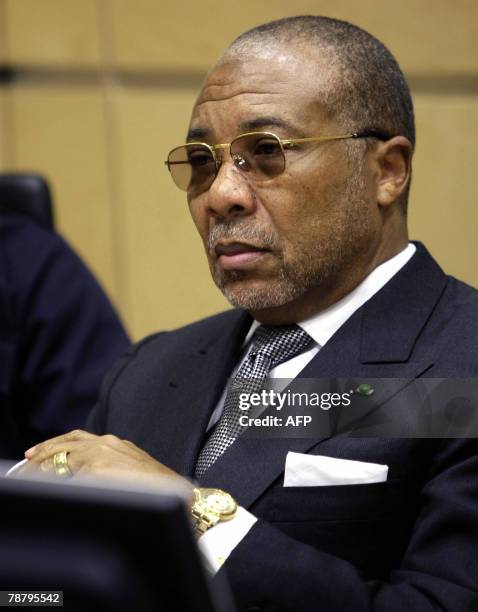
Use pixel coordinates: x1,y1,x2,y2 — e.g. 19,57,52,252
53,450,72,478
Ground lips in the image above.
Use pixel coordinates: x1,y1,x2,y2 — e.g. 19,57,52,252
214,241,270,270
215,242,265,256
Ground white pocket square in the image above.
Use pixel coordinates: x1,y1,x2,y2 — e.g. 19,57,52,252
283,452,389,487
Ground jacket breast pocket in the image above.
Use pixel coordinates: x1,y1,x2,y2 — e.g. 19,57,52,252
253,479,412,523
252,480,418,577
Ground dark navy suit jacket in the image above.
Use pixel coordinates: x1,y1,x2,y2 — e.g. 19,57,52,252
0,213,130,459
88,243,478,612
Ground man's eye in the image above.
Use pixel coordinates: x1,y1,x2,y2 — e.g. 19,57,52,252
253,140,282,156
188,152,214,167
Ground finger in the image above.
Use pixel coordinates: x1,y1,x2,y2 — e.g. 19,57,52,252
26,439,90,467
25,430,98,460
25,430,96,458
39,451,78,476
32,435,127,474
36,442,97,476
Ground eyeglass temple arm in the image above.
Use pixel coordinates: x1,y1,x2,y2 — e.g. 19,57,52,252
354,129,392,141
281,129,391,147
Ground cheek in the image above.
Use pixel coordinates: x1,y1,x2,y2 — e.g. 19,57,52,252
272,184,349,257
187,199,209,243
274,184,327,232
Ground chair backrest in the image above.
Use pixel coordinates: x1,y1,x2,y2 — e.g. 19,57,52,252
0,173,55,230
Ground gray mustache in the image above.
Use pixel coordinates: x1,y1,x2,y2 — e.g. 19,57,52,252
207,222,277,252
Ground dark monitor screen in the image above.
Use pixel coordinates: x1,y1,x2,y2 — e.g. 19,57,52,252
0,465,235,612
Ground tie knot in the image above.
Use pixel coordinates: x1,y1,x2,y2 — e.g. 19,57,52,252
250,324,313,369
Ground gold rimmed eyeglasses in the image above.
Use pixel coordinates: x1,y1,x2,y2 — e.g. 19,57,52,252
164,129,390,193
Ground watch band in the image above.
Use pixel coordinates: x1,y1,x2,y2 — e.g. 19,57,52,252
191,507,218,537
191,487,237,538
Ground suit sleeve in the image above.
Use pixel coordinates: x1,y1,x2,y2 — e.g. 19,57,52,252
219,438,478,612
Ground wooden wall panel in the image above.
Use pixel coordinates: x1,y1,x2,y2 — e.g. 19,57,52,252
111,87,229,339
4,0,101,67
8,85,119,308
0,0,7,64
109,0,478,73
410,94,478,286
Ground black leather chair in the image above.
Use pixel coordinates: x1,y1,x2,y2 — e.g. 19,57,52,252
0,173,55,230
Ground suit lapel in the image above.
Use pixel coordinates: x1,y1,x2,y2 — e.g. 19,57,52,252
200,244,448,508
148,311,252,478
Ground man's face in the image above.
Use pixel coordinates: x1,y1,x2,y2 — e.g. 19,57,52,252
186,49,382,321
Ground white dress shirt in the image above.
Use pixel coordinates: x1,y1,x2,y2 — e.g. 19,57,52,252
198,243,416,572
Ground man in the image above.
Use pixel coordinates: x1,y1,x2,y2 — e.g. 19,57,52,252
20,16,478,612
0,209,130,459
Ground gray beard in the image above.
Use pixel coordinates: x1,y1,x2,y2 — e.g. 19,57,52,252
219,266,305,311
208,221,349,311
207,221,291,310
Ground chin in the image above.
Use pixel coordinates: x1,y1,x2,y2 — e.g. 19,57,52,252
220,278,304,311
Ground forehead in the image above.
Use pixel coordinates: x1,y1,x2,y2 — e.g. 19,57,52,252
188,52,336,141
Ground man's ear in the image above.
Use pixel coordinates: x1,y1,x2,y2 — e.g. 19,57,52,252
374,136,413,207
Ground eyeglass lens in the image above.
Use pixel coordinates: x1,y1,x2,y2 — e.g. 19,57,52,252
167,133,286,192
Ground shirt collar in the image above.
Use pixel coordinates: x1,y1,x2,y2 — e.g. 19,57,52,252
244,243,416,349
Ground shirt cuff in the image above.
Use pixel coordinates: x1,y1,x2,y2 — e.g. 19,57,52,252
197,506,257,573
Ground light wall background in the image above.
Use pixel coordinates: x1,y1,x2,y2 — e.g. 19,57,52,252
0,0,477,340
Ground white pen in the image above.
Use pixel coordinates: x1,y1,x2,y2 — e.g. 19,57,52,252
5,458,28,477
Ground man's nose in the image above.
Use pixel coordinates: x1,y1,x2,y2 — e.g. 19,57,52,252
205,154,257,219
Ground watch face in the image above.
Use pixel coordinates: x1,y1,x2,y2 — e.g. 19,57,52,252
201,489,237,515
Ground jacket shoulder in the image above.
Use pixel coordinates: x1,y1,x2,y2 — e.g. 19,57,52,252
133,308,245,356
86,309,246,433
430,275,478,373
98,308,245,388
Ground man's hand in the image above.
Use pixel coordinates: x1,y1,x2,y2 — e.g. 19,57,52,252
17,430,195,501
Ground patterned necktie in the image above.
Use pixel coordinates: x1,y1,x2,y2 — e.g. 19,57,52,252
195,324,313,477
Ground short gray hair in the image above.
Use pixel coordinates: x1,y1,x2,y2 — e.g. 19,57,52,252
227,15,415,147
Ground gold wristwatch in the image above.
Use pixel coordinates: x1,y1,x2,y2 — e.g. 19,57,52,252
191,487,237,538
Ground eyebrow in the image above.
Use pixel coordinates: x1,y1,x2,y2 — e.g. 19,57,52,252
186,116,296,143
239,117,293,133
186,127,210,142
